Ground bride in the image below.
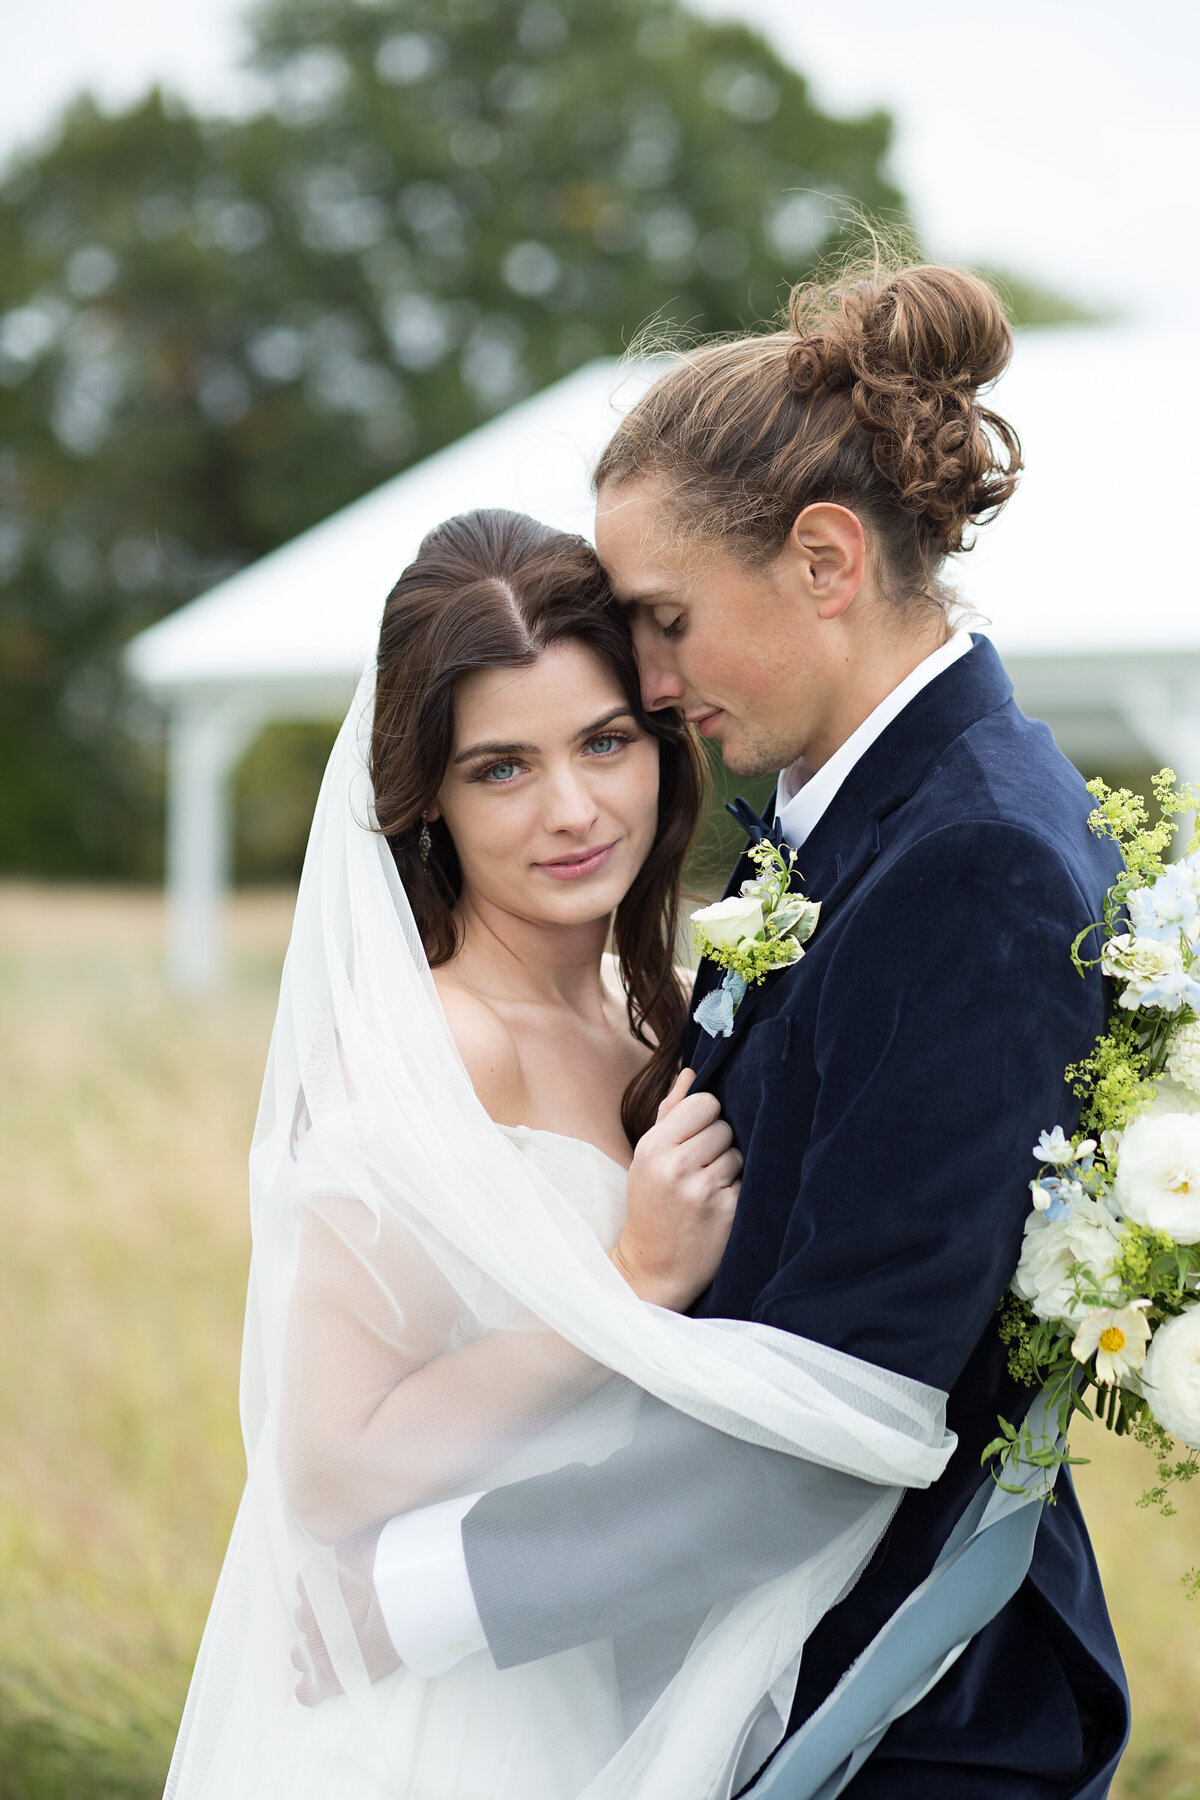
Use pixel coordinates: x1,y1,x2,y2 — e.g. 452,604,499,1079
165,507,952,1800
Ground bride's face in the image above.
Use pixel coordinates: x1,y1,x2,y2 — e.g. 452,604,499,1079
431,640,661,931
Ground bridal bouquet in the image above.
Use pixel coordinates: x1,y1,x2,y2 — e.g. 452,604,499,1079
995,772,1200,1588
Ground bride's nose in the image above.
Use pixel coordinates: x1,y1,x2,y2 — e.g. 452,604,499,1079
541,764,601,836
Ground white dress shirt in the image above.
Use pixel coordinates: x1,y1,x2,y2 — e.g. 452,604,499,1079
374,1491,488,1676
373,627,976,1674
775,628,973,849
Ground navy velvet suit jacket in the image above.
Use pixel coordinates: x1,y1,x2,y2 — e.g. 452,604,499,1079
463,638,1131,1798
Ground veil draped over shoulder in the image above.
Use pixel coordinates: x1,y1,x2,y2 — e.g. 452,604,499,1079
165,673,953,1800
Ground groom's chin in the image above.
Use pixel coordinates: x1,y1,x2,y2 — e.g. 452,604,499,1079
718,742,785,781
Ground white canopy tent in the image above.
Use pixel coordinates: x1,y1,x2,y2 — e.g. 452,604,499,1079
127,327,1198,988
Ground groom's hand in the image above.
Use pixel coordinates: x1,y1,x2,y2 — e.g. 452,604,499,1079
612,1069,741,1310
292,1535,401,1705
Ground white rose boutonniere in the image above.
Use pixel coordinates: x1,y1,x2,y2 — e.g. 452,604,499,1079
691,839,820,1038
690,894,765,953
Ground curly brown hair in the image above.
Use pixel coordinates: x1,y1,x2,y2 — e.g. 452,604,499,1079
595,260,1022,616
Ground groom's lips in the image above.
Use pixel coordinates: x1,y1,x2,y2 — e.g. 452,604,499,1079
535,841,618,881
689,708,723,738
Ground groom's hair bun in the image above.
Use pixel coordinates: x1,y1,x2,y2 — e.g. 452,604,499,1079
595,257,1022,615
783,264,1020,553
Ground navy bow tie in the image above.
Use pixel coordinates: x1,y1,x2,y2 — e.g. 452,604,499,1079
725,796,786,852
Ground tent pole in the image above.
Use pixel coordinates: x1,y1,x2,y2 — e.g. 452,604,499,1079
165,697,263,992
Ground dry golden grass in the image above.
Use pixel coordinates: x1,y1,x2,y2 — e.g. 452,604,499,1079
0,883,288,1788
0,880,1197,1795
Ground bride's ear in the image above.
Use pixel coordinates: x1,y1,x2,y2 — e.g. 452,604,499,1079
426,798,442,823
783,503,867,621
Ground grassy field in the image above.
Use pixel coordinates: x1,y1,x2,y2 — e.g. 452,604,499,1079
1,882,1198,1798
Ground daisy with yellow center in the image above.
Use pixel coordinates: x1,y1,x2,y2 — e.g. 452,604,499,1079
1070,1300,1153,1385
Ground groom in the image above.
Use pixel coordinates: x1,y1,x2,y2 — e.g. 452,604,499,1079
369,486,1131,1795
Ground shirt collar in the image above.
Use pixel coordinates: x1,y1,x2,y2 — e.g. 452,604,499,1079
776,628,974,849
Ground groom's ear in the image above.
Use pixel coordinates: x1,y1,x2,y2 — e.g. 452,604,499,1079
784,504,866,621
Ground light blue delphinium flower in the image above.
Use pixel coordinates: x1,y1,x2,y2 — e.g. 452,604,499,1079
1030,1175,1086,1222
1127,870,1200,942
1134,965,1200,1013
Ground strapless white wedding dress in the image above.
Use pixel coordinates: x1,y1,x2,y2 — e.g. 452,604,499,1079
266,1127,631,1800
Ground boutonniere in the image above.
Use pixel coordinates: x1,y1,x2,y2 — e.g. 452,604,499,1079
690,839,821,1038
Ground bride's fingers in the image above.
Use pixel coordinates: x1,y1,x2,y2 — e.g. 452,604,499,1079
292,1571,344,1707
294,1642,341,1706
706,1148,743,1190
295,1575,315,1630
656,1067,696,1119
671,1117,734,1172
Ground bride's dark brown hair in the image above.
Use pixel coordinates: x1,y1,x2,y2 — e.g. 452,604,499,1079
372,508,704,1144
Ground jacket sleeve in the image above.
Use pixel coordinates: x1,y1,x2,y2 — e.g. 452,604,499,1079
752,819,1106,1390
462,1396,883,1670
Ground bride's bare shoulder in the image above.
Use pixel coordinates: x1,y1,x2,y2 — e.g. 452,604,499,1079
432,969,527,1124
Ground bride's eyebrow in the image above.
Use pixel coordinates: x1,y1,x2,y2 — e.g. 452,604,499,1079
453,708,635,766
569,706,635,744
452,736,536,765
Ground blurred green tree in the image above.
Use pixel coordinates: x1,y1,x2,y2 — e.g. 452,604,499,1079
0,0,906,877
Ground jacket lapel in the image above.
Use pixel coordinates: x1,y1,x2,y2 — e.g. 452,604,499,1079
684,636,1014,1089
687,787,880,1087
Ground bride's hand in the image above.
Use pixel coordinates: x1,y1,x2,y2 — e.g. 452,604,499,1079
292,1535,401,1705
611,1069,741,1311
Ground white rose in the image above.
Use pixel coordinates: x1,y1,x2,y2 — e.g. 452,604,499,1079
691,894,764,951
1113,1112,1200,1244
1011,1196,1123,1324
1142,1308,1200,1448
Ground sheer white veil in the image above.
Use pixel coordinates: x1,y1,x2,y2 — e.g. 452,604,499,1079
165,668,953,1800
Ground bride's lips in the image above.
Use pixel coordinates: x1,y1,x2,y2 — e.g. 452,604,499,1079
535,842,619,881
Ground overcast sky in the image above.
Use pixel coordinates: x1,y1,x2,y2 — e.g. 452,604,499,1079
2,0,1196,326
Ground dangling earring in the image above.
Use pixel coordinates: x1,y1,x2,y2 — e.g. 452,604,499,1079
418,815,432,863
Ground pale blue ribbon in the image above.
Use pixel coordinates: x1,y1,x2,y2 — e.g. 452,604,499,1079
744,1390,1059,1799
694,970,748,1038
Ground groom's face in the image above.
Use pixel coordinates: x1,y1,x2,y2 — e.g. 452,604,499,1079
595,477,825,778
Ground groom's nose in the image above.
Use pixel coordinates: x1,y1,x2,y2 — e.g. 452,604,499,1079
636,642,686,714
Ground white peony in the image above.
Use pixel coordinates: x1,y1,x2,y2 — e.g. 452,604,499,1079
690,894,763,951
1011,1196,1123,1324
1166,1020,1200,1102
1141,1308,1200,1448
1113,1112,1200,1244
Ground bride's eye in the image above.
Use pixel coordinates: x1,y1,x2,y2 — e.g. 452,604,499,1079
479,760,522,784
585,732,629,758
